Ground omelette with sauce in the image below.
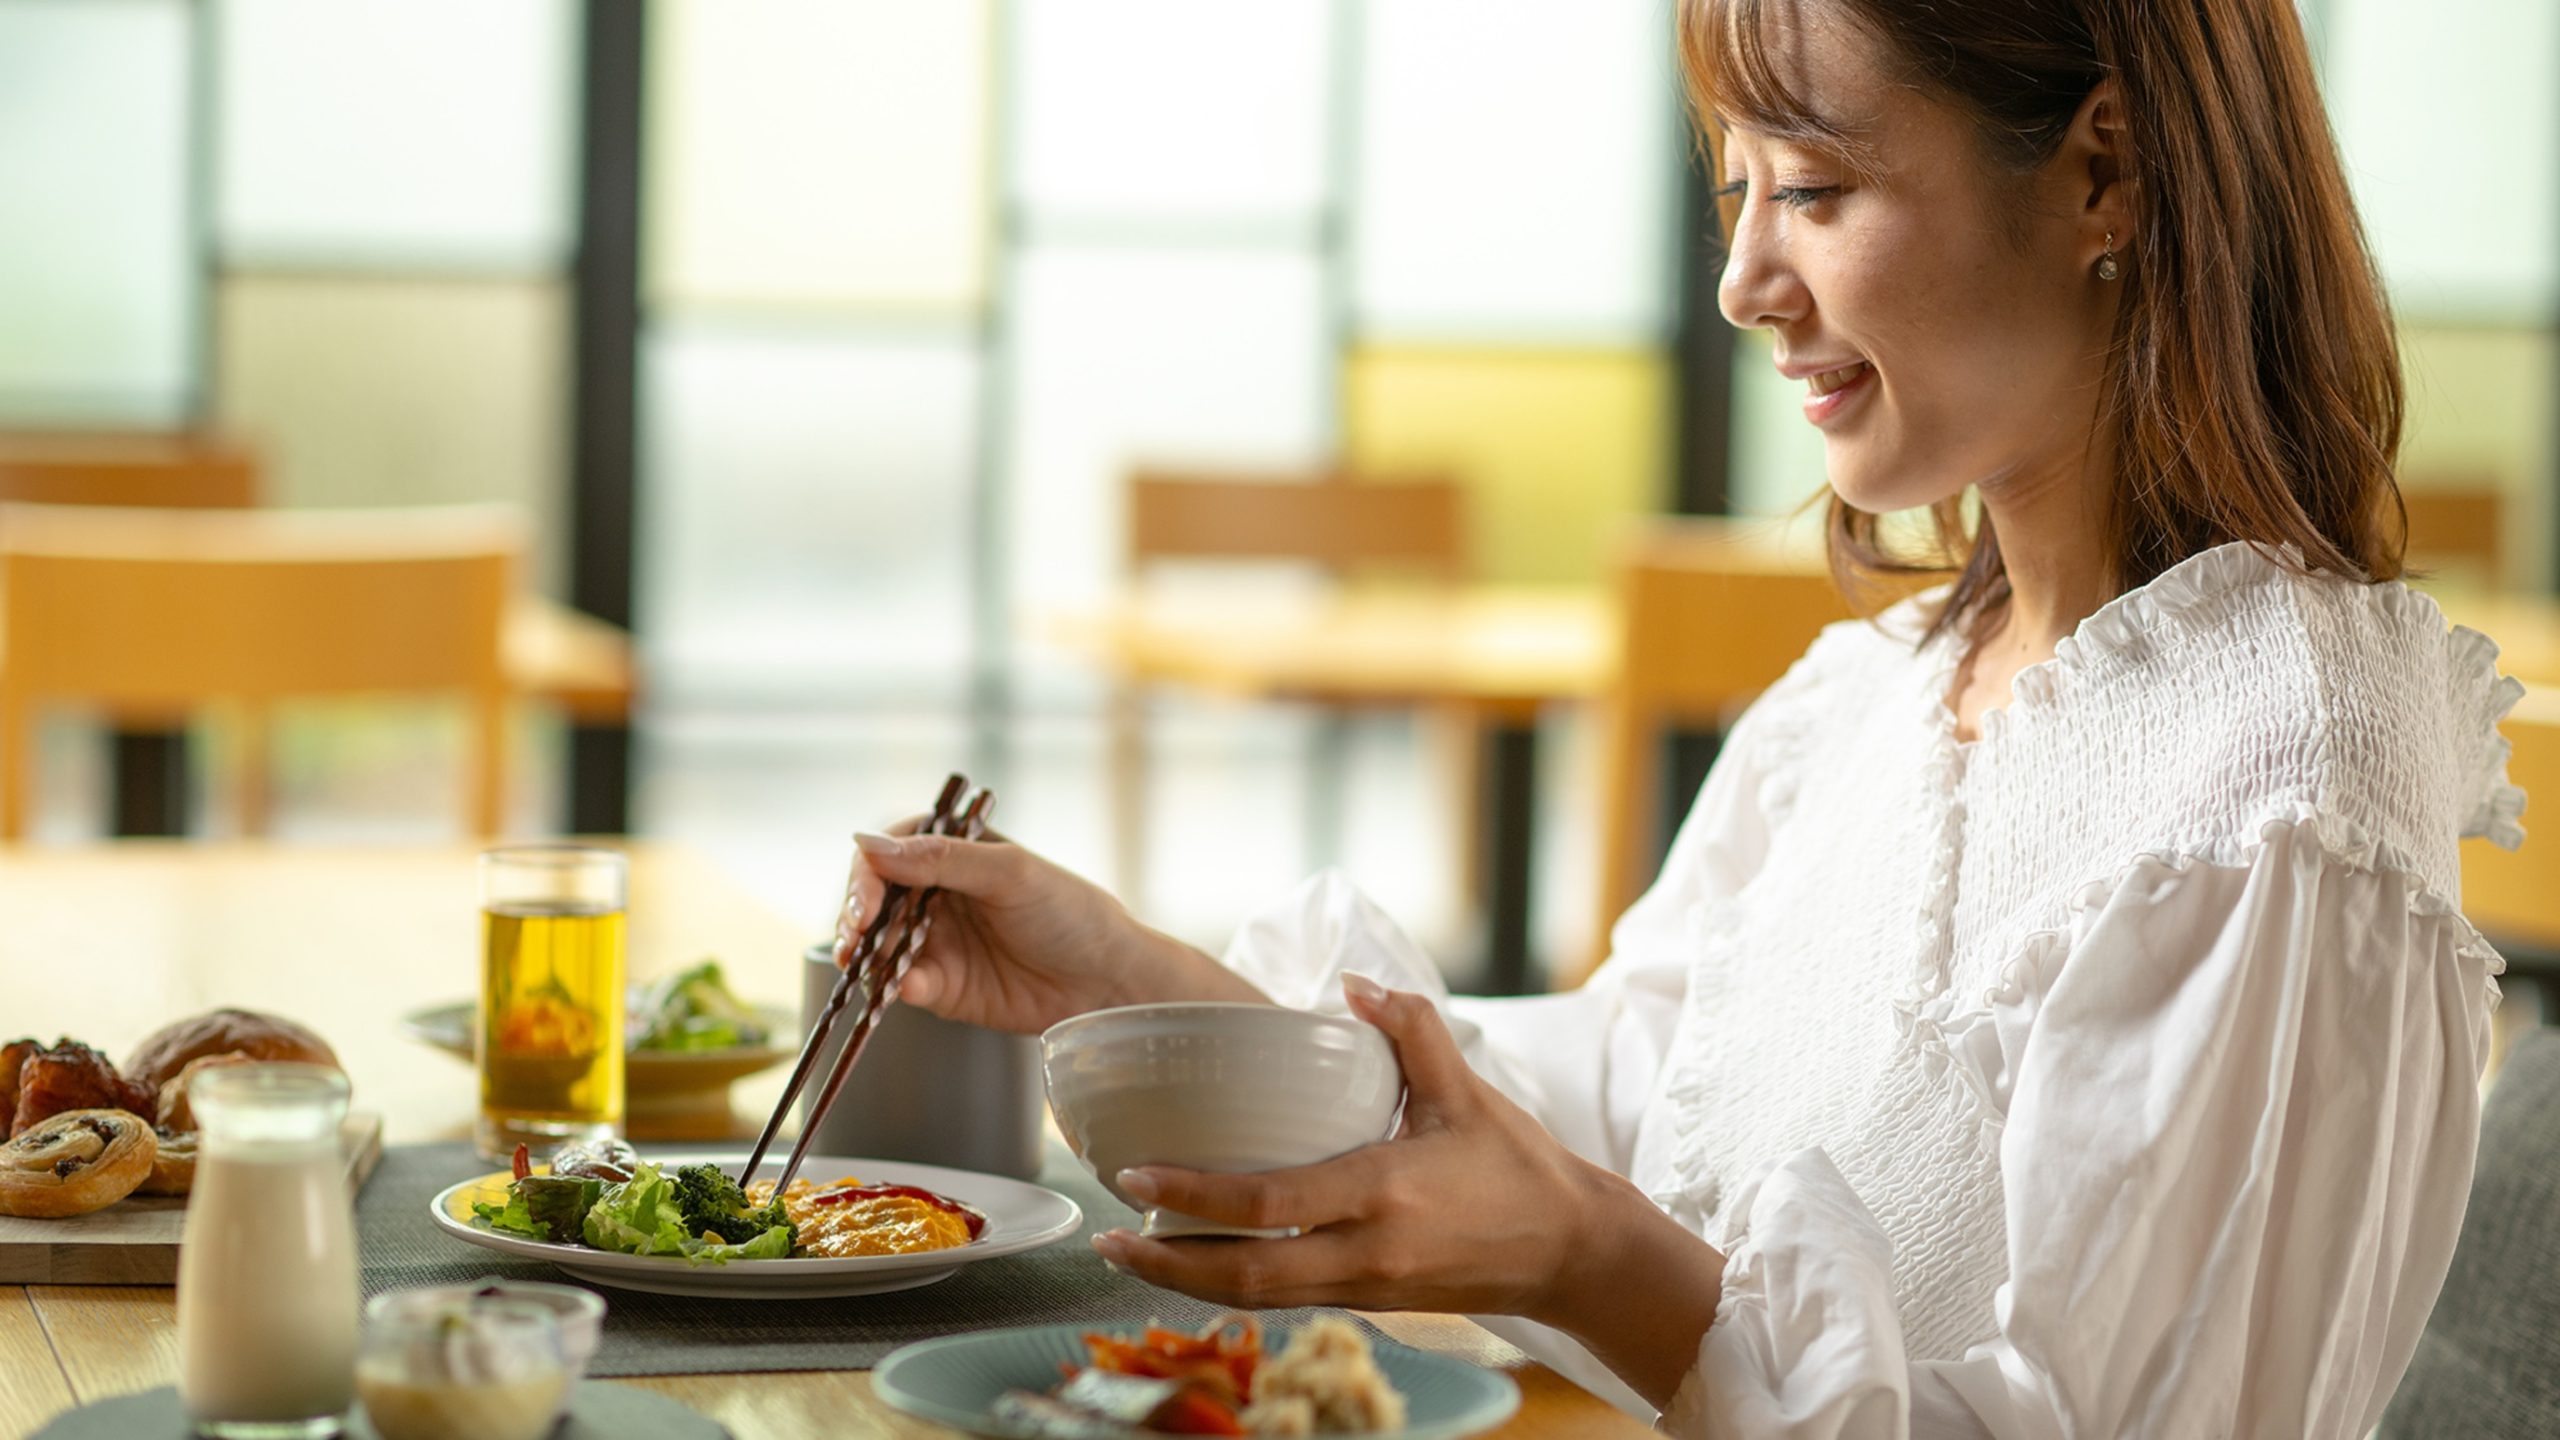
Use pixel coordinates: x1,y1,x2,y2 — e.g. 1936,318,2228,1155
747,1176,987,1258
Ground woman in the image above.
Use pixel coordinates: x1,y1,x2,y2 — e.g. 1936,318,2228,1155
847,0,2527,1432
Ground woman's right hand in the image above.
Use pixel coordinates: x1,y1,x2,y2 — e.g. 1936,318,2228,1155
838,819,1267,1036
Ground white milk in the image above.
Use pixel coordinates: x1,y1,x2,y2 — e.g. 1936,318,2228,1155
177,1143,359,1429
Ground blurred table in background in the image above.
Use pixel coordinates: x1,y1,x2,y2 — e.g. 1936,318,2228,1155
0,842,1651,1440
1060,585,1614,994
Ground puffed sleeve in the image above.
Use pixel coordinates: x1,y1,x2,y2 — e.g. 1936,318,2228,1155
1662,818,2501,1439
1219,693,1787,1174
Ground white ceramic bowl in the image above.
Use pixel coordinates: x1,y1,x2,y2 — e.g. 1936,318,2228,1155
1040,1002,1404,1237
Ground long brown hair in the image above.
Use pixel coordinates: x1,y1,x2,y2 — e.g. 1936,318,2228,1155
1680,0,2407,646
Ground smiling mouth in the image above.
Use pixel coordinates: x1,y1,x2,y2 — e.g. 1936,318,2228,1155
1807,361,1870,397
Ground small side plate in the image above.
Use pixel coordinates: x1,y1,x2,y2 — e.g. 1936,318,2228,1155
873,1321,1522,1440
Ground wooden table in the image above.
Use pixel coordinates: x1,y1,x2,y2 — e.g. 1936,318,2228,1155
1058,587,1613,993
0,842,1650,1440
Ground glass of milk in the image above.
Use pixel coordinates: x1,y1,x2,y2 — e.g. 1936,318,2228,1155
177,1063,358,1438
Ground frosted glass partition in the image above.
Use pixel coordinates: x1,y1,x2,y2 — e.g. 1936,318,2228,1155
0,0,194,424
2325,0,2558,321
648,0,992,312
213,275,570,588
1011,0,1333,226
1005,244,1331,679
1353,0,1677,342
216,0,578,270
638,325,980,703
1343,346,1669,585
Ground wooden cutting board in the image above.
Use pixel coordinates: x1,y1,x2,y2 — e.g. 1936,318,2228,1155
0,1112,383,1285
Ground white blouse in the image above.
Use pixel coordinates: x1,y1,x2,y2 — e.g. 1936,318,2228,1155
1220,542,2528,1438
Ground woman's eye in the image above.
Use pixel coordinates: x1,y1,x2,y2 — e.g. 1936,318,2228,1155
1713,179,1747,200
1768,185,1838,210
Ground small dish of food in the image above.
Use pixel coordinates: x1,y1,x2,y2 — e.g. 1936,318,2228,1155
401,961,796,1136
356,1292,571,1440
1040,1003,1404,1238
873,1315,1519,1439
430,1142,1080,1298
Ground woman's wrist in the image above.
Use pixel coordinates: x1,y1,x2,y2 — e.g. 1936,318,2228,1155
1119,922,1270,1008
1540,1162,1725,1411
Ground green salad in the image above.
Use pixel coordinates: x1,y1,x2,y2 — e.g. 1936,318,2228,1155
473,1159,793,1264
628,959,769,1052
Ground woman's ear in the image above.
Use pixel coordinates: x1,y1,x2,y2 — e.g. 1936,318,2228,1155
2062,78,2133,258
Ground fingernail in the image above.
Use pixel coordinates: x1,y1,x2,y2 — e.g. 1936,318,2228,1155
1342,972,1387,1006
854,831,906,858
1091,1232,1131,1268
1114,1168,1161,1204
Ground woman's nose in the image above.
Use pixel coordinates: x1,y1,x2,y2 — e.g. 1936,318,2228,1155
1717,204,1810,332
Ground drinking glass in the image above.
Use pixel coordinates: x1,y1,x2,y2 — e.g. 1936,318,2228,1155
177,1063,358,1438
356,1295,568,1440
477,846,627,1158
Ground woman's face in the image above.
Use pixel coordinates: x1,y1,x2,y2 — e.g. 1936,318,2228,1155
1715,6,2117,515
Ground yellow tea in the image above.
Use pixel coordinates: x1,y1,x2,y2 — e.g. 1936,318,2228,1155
477,901,625,1156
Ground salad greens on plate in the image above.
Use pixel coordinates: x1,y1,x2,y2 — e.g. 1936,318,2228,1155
474,1155,792,1264
629,960,770,1053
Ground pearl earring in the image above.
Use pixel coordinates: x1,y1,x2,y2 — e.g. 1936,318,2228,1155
2097,231,2120,282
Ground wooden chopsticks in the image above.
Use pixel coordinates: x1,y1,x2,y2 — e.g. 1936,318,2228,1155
735,773,996,1193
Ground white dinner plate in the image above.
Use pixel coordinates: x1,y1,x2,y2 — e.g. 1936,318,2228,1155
429,1151,1082,1298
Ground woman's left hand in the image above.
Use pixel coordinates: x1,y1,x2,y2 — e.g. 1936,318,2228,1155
1093,974,1648,1323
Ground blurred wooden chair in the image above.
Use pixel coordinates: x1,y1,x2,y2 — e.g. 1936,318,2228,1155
1110,465,1469,907
1585,519,1863,980
0,502,524,840
0,433,259,510
2401,479,2505,590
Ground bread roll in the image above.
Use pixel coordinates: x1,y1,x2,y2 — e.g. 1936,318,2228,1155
0,1109,157,1218
153,1052,256,1133
122,1010,339,1094
138,1127,197,1197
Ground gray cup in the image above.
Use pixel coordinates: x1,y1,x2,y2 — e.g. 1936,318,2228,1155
797,942,1046,1179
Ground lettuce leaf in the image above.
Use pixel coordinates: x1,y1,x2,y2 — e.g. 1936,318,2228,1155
472,1175,602,1245
580,1162,792,1264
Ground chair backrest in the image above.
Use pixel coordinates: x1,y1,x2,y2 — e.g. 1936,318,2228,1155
1127,467,1467,580
2401,480,2504,590
0,434,259,510
0,502,524,838
2377,1027,2560,1438
1585,518,1863,979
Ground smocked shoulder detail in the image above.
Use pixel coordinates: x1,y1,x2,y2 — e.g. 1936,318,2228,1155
1907,804,2508,1144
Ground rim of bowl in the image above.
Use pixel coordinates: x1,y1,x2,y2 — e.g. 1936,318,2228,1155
1040,1000,1384,1050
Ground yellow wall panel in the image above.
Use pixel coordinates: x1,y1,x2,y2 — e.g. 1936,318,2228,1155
1342,347,1669,585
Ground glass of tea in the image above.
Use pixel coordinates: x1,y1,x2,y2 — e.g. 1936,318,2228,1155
477,846,627,1158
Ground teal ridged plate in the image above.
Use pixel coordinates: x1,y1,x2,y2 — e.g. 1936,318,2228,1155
873,1320,1521,1439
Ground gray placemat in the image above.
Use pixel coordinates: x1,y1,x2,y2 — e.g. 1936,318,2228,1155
357,1143,1372,1377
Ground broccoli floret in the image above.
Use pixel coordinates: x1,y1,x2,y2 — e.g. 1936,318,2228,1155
631,961,767,1052
673,1162,792,1247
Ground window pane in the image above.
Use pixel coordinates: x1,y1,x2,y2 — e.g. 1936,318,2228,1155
648,0,991,311
637,324,980,702
1353,0,1676,342
1005,245,1331,682
0,0,193,424
2325,0,2558,320
216,0,578,270
212,275,570,588
1342,346,1668,585
1011,0,1331,227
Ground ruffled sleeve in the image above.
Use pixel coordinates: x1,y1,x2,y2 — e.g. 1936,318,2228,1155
1663,817,2501,1439
1219,677,1801,1173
